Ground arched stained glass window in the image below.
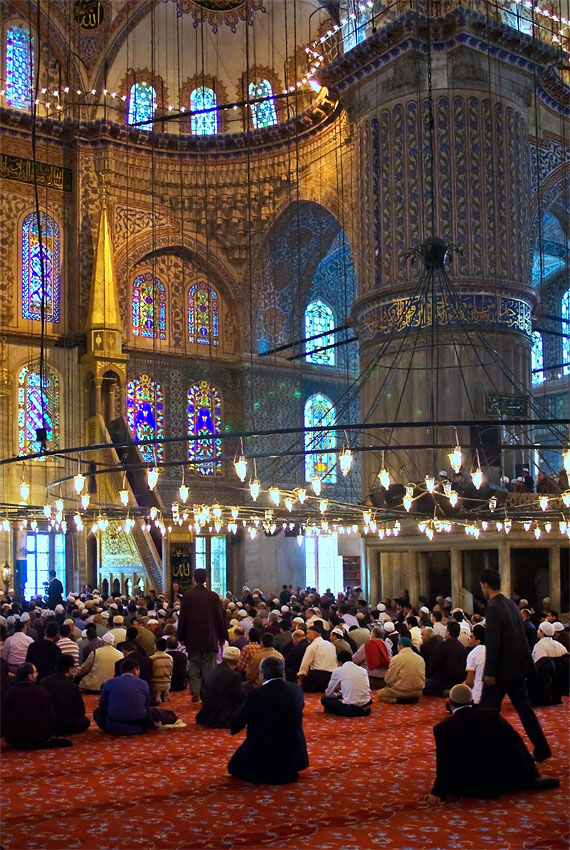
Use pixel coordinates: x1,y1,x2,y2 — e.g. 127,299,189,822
22,212,61,323
188,281,219,346
500,1,533,35
132,274,166,339
249,80,277,129
191,87,218,135
18,364,59,456
6,24,34,110
127,82,156,127
187,381,222,475
531,331,544,385
562,288,570,376
126,375,164,463
304,393,336,484
342,0,371,52
305,300,335,365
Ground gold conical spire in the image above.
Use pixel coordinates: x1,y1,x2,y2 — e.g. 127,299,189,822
86,184,122,335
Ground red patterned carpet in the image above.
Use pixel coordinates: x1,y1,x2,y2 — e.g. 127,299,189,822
1,691,568,850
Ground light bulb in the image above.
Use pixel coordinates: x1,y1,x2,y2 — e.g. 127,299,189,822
504,518,512,534
311,476,322,496
2,518,10,532
472,468,483,490
249,479,260,501
119,489,129,507
296,488,307,504
248,526,257,539
496,521,503,531
448,445,463,473
43,504,51,518
20,481,30,501
449,491,459,507
378,468,390,489
539,495,548,511
74,473,86,494
559,521,567,533
179,483,189,503
339,448,353,476
285,497,294,512
534,526,541,539
30,519,37,531
147,468,159,490
55,499,64,513
212,504,222,519
523,521,531,532
150,507,158,520
442,481,452,497
426,527,434,541
81,494,90,510
74,513,83,530
378,528,385,540
269,487,280,506
425,476,435,493
231,506,239,520
363,510,372,526
319,499,328,514
545,522,552,533
234,456,248,482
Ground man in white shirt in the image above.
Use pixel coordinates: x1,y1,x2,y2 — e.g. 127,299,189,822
297,625,337,692
2,620,34,673
532,621,569,663
431,611,447,638
464,624,486,703
321,650,372,716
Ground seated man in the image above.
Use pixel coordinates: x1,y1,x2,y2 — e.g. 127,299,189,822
378,637,425,704
228,656,309,784
196,646,245,728
425,684,559,804
94,657,154,735
352,626,390,689
25,621,62,682
3,663,71,749
423,620,467,696
532,621,569,663
321,650,372,717
166,636,189,691
41,654,91,736
114,641,153,686
284,629,308,683
245,633,284,686
297,625,337,693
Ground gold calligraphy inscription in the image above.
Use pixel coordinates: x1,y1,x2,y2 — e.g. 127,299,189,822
0,154,72,192
73,0,105,30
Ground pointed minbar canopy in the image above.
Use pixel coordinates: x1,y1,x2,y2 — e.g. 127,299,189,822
86,184,122,337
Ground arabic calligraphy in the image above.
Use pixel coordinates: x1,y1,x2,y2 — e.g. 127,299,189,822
485,395,529,417
0,154,72,192
73,0,105,30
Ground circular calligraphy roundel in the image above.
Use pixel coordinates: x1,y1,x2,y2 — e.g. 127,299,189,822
73,0,106,31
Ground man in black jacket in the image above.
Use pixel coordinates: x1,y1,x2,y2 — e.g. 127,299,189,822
425,684,558,804
177,569,228,702
196,646,244,728
25,622,62,681
479,568,551,762
42,655,91,735
47,571,64,610
228,656,309,783
3,663,71,749
423,621,467,696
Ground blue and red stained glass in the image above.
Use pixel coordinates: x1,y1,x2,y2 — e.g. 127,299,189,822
18,364,59,456
188,281,219,345
187,381,222,475
127,83,156,127
132,274,166,339
249,80,277,129
6,24,33,110
126,375,164,463
304,393,336,483
22,212,60,323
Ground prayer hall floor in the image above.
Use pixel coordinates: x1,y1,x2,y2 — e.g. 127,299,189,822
1,691,568,850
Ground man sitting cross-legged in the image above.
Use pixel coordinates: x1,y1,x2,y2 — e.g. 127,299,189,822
321,650,372,716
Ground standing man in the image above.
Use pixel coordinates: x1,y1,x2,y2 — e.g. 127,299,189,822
177,568,228,702
47,570,64,610
479,568,551,762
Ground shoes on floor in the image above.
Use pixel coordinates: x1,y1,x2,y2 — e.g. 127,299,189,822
532,776,559,791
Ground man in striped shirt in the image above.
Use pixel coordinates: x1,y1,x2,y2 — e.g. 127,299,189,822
56,624,80,668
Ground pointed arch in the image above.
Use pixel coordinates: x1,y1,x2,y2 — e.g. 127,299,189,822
126,375,164,463
188,280,220,346
5,23,34,110
132,273,167,339
249,80,277,129
187,381,222,476
18,363,60,456
304,393,336,483
127,82,156,126
21,211,61,323
305,299,335,365
191,87,218,135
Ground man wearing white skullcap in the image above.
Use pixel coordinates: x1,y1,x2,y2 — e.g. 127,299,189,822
196,645,244,728
532,621,569,663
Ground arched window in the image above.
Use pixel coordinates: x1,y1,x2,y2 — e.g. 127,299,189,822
5,24,34,110
305,300,335,365
500,1,533,35
249,80,277,129
562,288,570,376
188,281,219,346
342,0,371,52
132,274,166,339
304,393,336,484
187,381,222,475
126,375,164,463
191,87,218,135
531,331,544,385
21,212,61,323
18,363,60,456
127,82,156,127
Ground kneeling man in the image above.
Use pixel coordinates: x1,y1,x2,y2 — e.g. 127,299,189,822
321,650,372,716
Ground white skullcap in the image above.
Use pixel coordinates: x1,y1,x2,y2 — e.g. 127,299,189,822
102,632,115,644
420,606,430,614
552,622,564,632
20,612,31,623
539,622,554,636
238,610,248,617
377,603,386,612
55,604,65,614
281,605,289,613
384,622,395,633
223,646,241,661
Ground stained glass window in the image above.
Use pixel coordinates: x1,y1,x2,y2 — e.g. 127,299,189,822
562,289,570,376
342,0,371,52
188,281,219,345
249,80,277,129
531,331,544,385
191,87,218,135
132,274,166,339
305,393,336,484
127,82,156,127
187,381,222,475
305,300,335,365
126,375,164,463
6,24,33,110
22,212,61,323
18,364,60,456
501,1,533,35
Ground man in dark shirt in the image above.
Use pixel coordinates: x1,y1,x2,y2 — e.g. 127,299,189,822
25,622,62,681
42,655,90,735
3,663,71,749
521,608,538,651
47,571,64,610
285,630,309,682
95,657,154,735
114,642,153,686
196,646,245,728
166,636,188,691
479,568,551,762
423,621,467,696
